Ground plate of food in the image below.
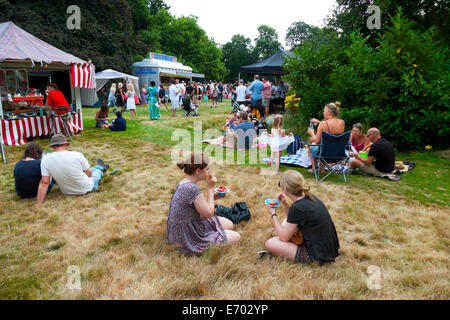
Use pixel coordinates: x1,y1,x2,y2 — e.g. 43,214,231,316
265,199,281,208
215,185,229,197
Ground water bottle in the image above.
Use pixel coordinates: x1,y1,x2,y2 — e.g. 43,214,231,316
309,122,315,130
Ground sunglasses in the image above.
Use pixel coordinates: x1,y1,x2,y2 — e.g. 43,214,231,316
278,181,281,188
367,134,372,138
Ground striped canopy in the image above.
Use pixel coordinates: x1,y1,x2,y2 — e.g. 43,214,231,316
0,21,95,88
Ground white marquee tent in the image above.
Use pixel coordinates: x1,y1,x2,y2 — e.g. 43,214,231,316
81,69,140,107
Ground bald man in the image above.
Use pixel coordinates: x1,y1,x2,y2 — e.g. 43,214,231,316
350,128,395,176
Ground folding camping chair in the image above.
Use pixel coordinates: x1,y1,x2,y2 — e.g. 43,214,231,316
309,131,352,183
49,106,72,141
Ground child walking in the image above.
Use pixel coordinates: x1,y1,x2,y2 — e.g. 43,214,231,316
126,83,138,119
263,115,294,173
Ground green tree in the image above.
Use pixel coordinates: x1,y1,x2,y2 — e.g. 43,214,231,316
253,25,282,60
222,34,258,82
327,0,450,44
147,0,170,15
285,21,321,50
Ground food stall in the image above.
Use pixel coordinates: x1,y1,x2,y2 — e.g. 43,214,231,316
132,52,204,91
0,22,95,163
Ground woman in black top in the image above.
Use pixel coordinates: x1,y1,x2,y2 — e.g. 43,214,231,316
265,170,340,265
115,82,125,112
159,84,169,112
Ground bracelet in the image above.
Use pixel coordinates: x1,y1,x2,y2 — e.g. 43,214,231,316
272,214,278,218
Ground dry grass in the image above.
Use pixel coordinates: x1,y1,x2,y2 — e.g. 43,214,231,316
0,109,449,300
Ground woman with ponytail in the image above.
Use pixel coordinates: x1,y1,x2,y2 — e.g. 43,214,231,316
167,153,241,256
264,170,340,265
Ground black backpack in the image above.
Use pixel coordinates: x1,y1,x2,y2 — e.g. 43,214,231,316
215,202,251,225
286,136,304,155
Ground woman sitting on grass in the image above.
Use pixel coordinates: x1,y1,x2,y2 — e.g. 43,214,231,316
351,123,370,153
95,104,110,129
264,170,340,265
167,153,241,256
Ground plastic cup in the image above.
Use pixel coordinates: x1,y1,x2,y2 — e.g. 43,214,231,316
359,151,369,159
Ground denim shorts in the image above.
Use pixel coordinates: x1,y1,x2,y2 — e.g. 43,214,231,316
311,146,320,158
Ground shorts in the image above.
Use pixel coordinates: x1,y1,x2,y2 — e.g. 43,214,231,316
359,164,385,176
262,98,271,107
212,96,218,102
96,120,108,128
311,146,320,158
160,97,166,104
295,243,312,264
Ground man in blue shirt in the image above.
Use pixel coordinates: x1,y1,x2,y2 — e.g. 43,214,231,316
248,74,265,119
227,111,256,149
109,111,127,131
218,82,224,103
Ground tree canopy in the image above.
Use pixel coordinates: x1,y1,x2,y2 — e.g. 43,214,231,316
0,0,226,79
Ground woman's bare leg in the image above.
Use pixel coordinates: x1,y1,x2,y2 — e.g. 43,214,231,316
265,237,297,261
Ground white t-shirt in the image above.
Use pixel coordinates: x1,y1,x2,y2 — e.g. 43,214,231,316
236,85,248,102
41,151,94,195
169,84,180,102
177,84,185,96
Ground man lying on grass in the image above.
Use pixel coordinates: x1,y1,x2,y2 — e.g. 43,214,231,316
36,134,110,207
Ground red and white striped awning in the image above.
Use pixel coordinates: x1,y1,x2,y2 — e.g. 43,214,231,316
71,63,96,89
0,113,82,146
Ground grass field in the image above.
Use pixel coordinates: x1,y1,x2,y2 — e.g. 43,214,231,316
0,101,449,300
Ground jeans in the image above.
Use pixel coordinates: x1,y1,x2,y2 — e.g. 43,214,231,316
90,165,104,192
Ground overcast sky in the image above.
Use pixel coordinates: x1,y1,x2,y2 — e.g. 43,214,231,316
164,0,337,47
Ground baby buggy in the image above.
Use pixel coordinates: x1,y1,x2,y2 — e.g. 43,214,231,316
182,97,199,117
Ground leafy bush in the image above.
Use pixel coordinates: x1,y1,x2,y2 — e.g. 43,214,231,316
285,12,450,150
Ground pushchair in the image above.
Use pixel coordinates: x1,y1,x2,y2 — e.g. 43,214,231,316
182,98,199,117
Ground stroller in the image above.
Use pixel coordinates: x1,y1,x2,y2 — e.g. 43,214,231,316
182,96,199,117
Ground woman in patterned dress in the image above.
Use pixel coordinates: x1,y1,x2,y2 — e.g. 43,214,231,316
167,153,241,256
146,81,160,121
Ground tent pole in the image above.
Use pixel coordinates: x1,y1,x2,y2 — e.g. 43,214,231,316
238,73,241,82
75,86,83,130
0,93,3,120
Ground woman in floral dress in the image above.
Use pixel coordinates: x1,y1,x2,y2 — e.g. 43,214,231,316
167,153,241,255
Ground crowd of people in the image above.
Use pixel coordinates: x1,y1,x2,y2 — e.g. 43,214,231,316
11,75,398,269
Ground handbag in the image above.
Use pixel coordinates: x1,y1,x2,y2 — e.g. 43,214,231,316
134,95,139,104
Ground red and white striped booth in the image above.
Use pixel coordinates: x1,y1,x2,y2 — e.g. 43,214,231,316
1,113,82,146
0,22,96,163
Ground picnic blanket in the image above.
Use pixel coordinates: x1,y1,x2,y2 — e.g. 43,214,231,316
202,137,267,150
350,160,416,181
262,148,312,168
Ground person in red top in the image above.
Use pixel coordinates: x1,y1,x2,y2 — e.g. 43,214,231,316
46,83,70,115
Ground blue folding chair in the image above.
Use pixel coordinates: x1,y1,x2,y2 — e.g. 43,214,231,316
310,131,352,183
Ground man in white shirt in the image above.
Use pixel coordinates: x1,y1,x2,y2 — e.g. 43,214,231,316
236,80,248,104
176,79,185,104
169,79,180,117
36,134,109,206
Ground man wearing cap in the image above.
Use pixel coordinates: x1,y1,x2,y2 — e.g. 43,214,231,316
36,134,110,206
